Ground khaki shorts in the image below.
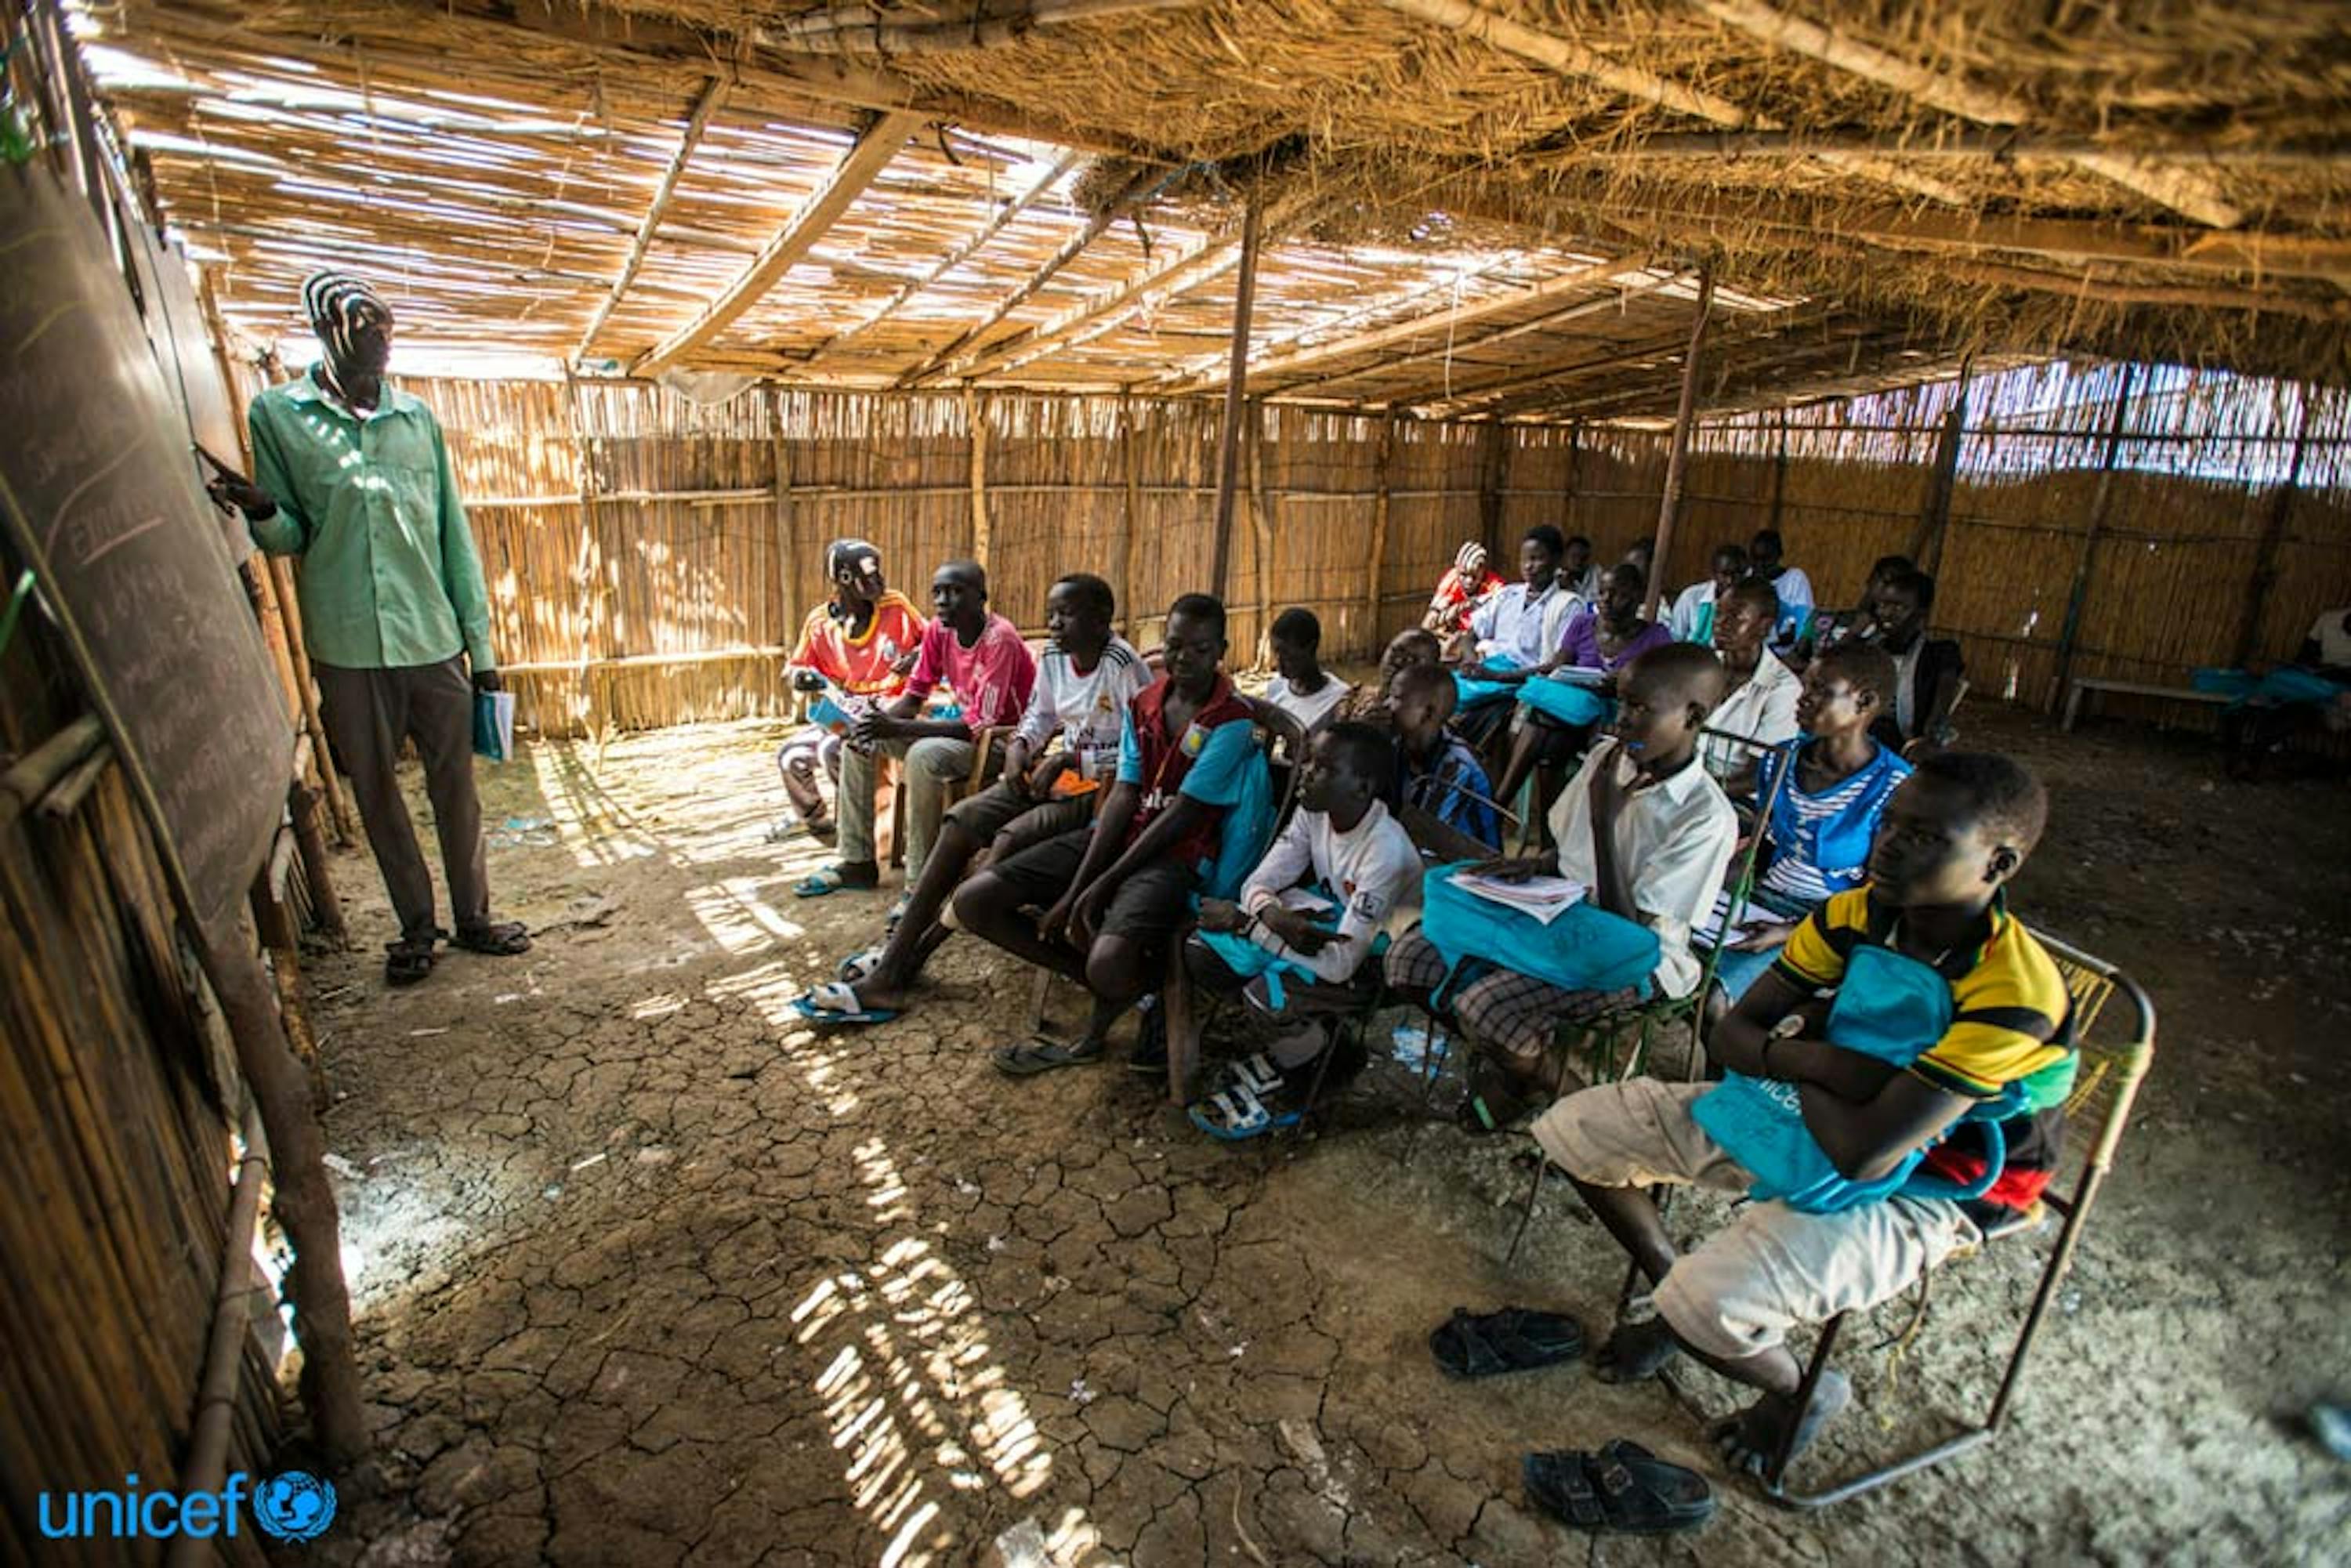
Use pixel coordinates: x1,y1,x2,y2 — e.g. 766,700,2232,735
943,781,1092,849
1533,1079,1982,1363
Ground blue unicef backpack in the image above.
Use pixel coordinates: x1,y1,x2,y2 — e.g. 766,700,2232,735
1691,943,2013,1214
1418,861,1659,1008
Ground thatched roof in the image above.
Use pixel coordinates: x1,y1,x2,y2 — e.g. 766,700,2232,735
83,0,2351,421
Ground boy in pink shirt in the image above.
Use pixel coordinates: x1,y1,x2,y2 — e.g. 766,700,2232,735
799,561,1037,894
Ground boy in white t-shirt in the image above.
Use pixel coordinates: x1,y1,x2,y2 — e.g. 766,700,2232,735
1187,722,1422,1137
2302,607,2351,675
1386,643,1737,1127
1261,607,1353,731
799,574,1147,1023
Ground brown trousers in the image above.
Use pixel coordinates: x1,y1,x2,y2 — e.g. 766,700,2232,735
313,656,491,940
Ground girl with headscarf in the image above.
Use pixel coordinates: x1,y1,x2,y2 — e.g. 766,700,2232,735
1422,540,1506,639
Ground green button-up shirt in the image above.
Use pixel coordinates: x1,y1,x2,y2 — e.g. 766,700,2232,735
245,369,497,672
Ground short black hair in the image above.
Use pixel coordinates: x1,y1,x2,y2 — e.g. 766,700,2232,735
1869,553,1916,582
1388,626,1441,661
1723,578,1780,619
1629,639,1726,711
935,559,987,592
1051,571,1115,621
1319,720,1397,795
1914,751,2048,854
1813,641,1898,709
1389,658,1457,714
1608,560,1646,594
1885,567,1937,610
1523,525,1566,556
1565,534,1593,552
1270,607,1321,650
1712,542,1751,570
1167,592,1226,638
1751,528,1785,552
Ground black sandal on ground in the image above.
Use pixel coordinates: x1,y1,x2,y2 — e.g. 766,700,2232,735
1522,1439,1715,1534
1427,1306,1585,1380
453,920,532,956
385,931,440,986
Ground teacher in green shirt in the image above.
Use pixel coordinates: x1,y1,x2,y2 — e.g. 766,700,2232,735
208,272,529,985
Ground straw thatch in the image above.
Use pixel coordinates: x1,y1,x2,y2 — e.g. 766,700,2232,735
77,0,2351,415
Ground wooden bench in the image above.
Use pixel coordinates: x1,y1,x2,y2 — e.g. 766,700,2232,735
2061,676,2230,733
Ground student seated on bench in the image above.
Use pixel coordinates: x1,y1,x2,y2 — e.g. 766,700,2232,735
794,573,1147,1025
1871,567,1965,755
772,538,926,844
1489,562,1675,815
1385,643,1737,1128
1706,643,1908,1003
1423,541,1506,641
1262,607,1353,731
800,559,1036,897
1667,542,1749,645
1184,722,1422,1138
1504,752,2070,1478
1697,579,1802,790
1386,661,1502,849
957,593,1266,1076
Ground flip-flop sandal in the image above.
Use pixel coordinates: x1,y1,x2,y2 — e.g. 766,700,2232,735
792,982,898,1027
991,1036,1103,1077
384,933,438,987
1523,1440,1715,1535
1208,1052,1288,1099
882,895,911,933
794,863,879,898
836,947,886,985
1188,1079,1302,1142
1427,1306,1585,1380
452,921,531,956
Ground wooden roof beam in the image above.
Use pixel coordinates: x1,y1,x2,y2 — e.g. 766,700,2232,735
1270,268,1685,399
634,109,923,375
757,0,1212,55
1445,302,1854,417
575,75,730,363
1694,0,2243,228
1375,0,1967,207
1500,187,2351,282
929,226,1248,385
801,148,1083,368
1165,251,1655,396
894,163,1158,385
1938,259,2351,323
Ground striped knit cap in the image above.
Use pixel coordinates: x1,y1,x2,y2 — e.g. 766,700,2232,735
1454,540,1487,576
300,271,389,359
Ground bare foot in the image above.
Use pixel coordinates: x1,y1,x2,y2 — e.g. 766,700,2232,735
1592,1316,1681,1384
1712,1369,1851,1477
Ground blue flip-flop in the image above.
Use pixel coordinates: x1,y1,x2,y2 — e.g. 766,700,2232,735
792,982,897,1027
793,864,878,899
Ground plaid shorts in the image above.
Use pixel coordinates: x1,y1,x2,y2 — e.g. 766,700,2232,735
1383,928,1640,1061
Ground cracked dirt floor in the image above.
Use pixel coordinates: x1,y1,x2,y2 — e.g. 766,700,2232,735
282,703,2351,1567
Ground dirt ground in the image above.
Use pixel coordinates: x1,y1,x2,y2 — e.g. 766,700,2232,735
280,700,2351,1568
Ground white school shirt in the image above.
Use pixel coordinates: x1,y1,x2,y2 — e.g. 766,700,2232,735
1471,581,1582,665
1545,738,1738,998
2310,608,2351,666
1238,798,1422,986
1012,636,1149,783
1700,650,1802,780
1262,672,1354,732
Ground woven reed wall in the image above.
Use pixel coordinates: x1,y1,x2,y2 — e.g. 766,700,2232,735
386,364,2351,736
1,646,281,1563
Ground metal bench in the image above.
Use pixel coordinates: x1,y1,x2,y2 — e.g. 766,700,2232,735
2060,676,2229,733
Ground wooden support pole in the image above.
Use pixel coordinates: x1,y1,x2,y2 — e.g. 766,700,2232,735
770,387,796,700
1767,407,1789,535
2051,364,2139,709
1477,421,1511,563
197,912,367,1465
266,558,353,846
1908,376,1969,574
1117,390,1140,636
1644,264,1715,621
1562,422,1581,536
1248,405,1277,665
966,388,992,571
1209,195,1265,606
287,769,346,946
2231,395,2315,667
1364,411,1398,657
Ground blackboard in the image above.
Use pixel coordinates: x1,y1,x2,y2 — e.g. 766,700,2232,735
123,210,245,509
0,161,292,929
